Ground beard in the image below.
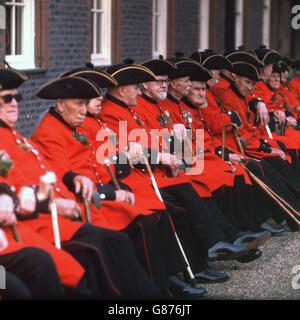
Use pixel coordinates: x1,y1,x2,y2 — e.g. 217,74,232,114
156,90,167,101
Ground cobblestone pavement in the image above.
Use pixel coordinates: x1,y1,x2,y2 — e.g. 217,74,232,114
198,224,300,300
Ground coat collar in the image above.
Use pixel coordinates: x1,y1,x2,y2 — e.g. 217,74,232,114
105,93,130,109
141,92,158,105
167,92,180,104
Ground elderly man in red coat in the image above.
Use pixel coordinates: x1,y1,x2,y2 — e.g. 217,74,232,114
288,59,300,102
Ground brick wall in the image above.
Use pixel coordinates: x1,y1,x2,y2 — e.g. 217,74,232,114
245,0,263,50
120,0,152,63
174,0,199,57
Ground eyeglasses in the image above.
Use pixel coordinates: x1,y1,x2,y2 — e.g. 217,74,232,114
153,79,170,86
0,93,22,103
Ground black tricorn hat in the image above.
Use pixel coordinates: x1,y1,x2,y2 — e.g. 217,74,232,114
0,67,27,90
202,51,233,71
189,64,213,82
104,64,156,85
68,70,118,88
272,63,281,74
254,47,281,65
190,50,233,71
140,57,177,76
36,76,101,100
167,59,211,80
225,51,265,69
232,62,260,81
279,61,289,73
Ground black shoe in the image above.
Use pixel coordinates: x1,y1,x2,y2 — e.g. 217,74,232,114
233,230,271,249
286,217,300,232
235,249,262,263
258,222,286,236
194,269,229,283
168,276,206,298
208,241,249,261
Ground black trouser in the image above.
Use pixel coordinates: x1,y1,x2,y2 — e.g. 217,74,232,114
160,183,240,254
0,247,65,299
213,175,272,231
124,213,187,290
245,158,300,224
1,272,31,300
63,223,160,298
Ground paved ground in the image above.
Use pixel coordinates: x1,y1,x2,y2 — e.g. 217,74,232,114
197,221,300,300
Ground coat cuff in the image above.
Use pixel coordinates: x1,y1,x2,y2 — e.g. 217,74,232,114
224,110,242,128
257,139,272,153
214,146,234,161
95,183,116,201
62,171,80,193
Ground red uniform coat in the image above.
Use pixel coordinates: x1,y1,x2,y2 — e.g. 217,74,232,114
209,74,232,101
252,81,300,149
201,89,232,136
78,113,166,212
32,108,155,231
288,76,300,102
100,94,212,197
218,84,292,160
160,94,251,188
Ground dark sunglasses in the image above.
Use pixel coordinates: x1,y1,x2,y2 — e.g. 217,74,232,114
0,93,22,103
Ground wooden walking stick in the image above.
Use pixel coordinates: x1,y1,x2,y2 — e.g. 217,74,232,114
224,124,300,226
104,159,121,190
11,223,21,242
221,123,244,160
239,162,300,226
83,196,92,224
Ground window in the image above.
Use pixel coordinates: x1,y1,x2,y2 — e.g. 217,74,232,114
198,0,210,51
91,0,112,66
262,0,270,47
5,0,35,69
152,0,167,58
235,0,244,48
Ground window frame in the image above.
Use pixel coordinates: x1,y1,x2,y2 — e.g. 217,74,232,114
198,0,210,51
262,0,270,47
5,0,35,70
90,0,112,66
234,0,244,48
152,0,167,59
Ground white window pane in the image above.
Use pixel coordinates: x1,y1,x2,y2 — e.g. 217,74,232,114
154,16,159,52
153,0,158,13
96,12,102,54
91,0,111,65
